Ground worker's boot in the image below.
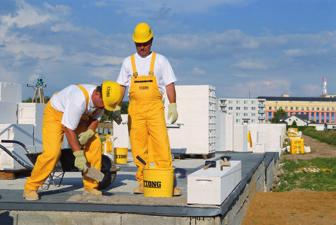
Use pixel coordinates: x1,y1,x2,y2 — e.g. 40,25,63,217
83,188,102,196
23,190,39,201
173,187,182,196
133,183,144,194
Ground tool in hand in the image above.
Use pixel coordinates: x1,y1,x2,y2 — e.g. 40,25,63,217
83,165,104,182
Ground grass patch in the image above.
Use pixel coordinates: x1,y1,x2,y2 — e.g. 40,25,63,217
303,127,336,146
276,157,336,192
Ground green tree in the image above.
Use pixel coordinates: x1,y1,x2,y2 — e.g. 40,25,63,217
271,108,287,123
291,120,298,128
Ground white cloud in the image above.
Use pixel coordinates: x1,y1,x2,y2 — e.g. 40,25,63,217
223,79,291,97
94,0,251,15
1,0,51,29
192,67,206,75
235,59,268,70
51,22,79,32
89,66,120,80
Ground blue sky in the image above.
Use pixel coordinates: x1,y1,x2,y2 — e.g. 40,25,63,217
0,0,335,99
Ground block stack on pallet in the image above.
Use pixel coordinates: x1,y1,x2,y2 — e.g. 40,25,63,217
165,85,217,156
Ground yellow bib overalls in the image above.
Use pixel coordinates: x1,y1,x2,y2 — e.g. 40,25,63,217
128,52,172,184
24,85,102,192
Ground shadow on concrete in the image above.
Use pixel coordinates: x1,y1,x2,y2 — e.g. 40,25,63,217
0,211,14,225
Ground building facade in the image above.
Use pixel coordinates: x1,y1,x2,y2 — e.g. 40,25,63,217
218,98,266,124
259,96,336,124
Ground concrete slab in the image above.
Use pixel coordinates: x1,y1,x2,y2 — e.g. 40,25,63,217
0,152,279,225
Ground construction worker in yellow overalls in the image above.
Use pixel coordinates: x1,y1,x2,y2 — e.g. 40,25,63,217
23,81,123,201
117,22,181,196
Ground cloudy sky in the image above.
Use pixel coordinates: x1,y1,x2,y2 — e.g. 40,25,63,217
0,0,335,99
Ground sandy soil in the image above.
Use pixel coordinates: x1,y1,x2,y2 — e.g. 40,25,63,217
282,134,336,160
242,192,336,225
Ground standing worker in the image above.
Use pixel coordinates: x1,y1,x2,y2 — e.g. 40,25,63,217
23,81,123,200
116,22,181,196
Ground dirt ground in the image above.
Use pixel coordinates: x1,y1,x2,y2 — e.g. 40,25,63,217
242,192,336,225
243,135,336,225
282,134,336,160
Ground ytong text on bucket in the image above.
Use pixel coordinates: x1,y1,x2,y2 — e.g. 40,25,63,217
144,180,162,188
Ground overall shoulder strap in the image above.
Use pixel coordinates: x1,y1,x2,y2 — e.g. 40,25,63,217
130,54,138,77
77,84,89,113
149,52,156,76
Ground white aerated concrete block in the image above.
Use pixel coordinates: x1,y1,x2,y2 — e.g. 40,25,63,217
0,102,17,124
113,114,130,148
18,103,45,146
188,160,242,205
0,82,22,103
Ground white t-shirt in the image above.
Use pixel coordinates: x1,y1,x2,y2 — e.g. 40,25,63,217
117,52,177,94
50,84,104,130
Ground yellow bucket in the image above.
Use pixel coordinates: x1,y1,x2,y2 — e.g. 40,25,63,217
114,147,128,164
143,167,174,198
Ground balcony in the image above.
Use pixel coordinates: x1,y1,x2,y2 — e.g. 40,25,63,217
258,104,265,108
258,110,265,114
258,116,265,120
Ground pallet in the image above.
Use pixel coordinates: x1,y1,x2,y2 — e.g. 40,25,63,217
0,169,31,180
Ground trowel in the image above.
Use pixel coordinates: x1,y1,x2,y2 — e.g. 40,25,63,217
83,165,104,182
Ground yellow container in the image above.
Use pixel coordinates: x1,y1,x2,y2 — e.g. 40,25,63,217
114,147,128,164
287,128,299,137
290,137,304,154
143,167,174,198
103,136,113,154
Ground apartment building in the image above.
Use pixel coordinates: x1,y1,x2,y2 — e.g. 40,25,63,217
218,98,266,124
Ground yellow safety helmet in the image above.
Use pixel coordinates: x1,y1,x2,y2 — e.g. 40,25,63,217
132,22,153,43
101,80,123,111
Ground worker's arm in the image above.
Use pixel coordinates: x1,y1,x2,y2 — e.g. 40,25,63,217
166,83,178,124
110,85,126,125
64,127,88,171
166,83,176,104
87,119,99,131
64,127,82,152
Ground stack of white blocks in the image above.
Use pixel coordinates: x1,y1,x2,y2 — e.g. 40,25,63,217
165,85,217,155
113,114,130,148
216,111,234,151
0,81,45,170
188,160,242,205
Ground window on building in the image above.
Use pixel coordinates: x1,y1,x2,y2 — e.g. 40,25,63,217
228,107,233,110
236,107,240,110
228,100,232,104
269,106,272,110
251,100,255,104
244,100,247,104
236,119,240,123
236,113,240,116
312,107,315,110
317,107,320,110
251,107,256,110
285,107,288,110
322,107,325,111
251,119,255,123
311,112,314,120
244,113,248,116
251,113,256,116
332,112,335,122
290,107,293,110
301,107,304,111
306,107,309,110
268,112,273,119
244,107,248,110
296,107,299,110
236,100,240,104
316,112,320,120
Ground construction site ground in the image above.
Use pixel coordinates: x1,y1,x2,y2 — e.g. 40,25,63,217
242,134,336,225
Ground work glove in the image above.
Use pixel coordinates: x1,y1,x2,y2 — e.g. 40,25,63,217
78,129,95,146
168,103,178,124
111,105,122,125
73,150,88,172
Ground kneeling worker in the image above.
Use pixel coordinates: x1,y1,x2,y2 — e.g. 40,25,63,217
23,81,123,200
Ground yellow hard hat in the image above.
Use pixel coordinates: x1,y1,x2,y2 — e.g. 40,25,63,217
101,80,123,111
132,22,153,43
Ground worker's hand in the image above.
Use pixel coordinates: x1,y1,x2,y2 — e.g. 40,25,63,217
168,103,178,124
111,105,122,125
73,150,88,172
78,129,95,146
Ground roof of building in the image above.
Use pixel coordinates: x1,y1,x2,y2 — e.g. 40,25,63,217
258,96,336,102
284,114,309,121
